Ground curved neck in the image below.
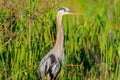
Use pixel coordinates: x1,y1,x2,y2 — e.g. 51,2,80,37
54,14,64,49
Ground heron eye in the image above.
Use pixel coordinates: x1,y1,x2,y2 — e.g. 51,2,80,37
64,9,67,12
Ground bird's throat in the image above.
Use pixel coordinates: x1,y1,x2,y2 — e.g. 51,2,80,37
54,15,64,50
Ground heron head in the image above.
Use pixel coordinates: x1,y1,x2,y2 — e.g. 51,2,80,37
57,7,76,16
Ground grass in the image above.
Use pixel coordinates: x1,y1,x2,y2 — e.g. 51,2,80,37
0,0,120,80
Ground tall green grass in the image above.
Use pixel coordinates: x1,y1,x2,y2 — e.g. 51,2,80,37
0,0,120,80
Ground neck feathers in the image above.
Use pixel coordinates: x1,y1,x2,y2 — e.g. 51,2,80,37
54,14,64,50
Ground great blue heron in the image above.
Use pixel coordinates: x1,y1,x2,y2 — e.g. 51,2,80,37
38,7,76,80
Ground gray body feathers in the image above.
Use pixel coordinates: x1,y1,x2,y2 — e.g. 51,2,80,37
38,50,63,79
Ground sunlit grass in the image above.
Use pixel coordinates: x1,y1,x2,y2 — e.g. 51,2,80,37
0,0,120,80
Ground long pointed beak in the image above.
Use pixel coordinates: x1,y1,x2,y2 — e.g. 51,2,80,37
67,10,77,14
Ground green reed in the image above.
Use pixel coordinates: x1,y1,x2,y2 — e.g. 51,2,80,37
0,0,120,80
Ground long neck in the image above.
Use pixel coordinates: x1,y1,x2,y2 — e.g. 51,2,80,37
54,14,64,50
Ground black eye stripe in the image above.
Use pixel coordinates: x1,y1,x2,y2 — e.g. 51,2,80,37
58,8,67,12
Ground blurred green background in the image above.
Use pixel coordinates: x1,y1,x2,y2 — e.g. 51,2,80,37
0,0,120,80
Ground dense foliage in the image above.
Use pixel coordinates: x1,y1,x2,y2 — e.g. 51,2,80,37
0,0,120,80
